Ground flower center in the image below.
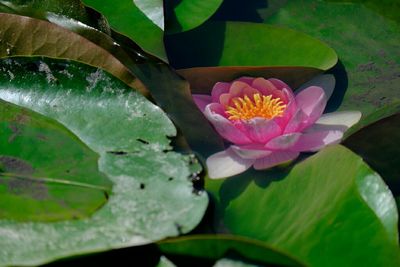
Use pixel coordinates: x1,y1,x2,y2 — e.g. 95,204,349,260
226,93,286,121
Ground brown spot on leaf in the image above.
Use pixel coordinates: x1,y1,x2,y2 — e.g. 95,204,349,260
13,112,31,124
5,178,48,200
0,156,34,175
8,123,21,143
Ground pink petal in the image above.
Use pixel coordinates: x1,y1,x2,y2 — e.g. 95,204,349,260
241,118,282,143
192,95,212,111
229,81,249,95
235,77,255,85
211,82,230,102
269,78,291,91
296,74,335,101
206,102,226,117
252,78,289,102
273,99,297,129
314,111,362,131
219,93,232,106
283,109,308,133
290,130,343,152
265,133,301,150
295,86,327,129
231,145,272,159
251,78,277,96
253,151,299,170
220,82,258,106
282,87,295,103
206,147,255,179
204,104,253,145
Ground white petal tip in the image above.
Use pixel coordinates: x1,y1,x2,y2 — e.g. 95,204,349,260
206,148,254,179
316,111,362,130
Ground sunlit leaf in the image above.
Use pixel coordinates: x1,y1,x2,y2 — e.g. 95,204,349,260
0,57,208,266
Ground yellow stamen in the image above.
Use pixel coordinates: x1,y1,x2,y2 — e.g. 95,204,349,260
226,93,286,121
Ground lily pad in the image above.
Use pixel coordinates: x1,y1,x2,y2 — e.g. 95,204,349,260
206,145,400,266
133,0,164,30
158,234,304,266
165,21,337,70
165,0,223,33
0,100,111,221
81,0,167,61
0,57,208,266
265,0,400,124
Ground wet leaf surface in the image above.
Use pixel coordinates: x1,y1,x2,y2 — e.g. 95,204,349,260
205,145,400,267
0,57,208,266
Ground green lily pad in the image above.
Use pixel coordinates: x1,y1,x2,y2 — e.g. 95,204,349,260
158,234,304,266
81,0,167,61
265,0,400,124
165,21,338,70
165,0,223,33
133,0,164,30
0,57,208,266
0,100,111,221
206,145,400,266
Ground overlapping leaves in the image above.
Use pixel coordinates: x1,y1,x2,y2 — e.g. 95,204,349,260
0,57,208,266
0,0,399,266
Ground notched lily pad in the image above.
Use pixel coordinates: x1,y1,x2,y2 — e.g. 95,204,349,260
0,100,111,221
0,57,208,266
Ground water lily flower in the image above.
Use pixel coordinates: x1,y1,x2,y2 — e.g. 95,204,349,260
193,75,361,179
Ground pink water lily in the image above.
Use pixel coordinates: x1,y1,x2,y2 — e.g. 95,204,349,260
193,75,361,179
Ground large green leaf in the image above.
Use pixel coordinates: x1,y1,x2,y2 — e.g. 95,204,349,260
264,0,400,124
158,234,304,266
133,0,224,33
0,57,208,266
165,21,338,70
0,100,111,221
206,145,400,267
81,0,167,61
133,0,164,29
165,0,223,33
